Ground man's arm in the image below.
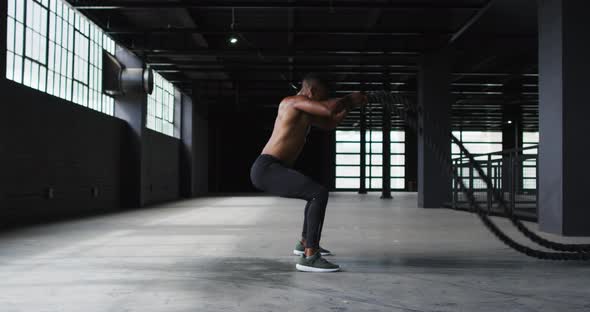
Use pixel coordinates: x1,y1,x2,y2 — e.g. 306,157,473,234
287,95,353,118
309,109,349,130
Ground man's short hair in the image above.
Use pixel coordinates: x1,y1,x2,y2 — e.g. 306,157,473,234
303,72,334,95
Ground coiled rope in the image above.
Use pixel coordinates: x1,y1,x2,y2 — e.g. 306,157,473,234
366,91,590,260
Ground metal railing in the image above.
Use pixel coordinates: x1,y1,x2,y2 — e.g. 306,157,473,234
450,145,539,221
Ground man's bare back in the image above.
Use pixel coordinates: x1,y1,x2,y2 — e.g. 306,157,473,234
262,98,312,166
262,92,366,166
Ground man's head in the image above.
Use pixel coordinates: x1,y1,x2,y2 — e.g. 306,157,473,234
299,73,333,100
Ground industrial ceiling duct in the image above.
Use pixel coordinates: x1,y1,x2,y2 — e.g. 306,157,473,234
103,51,154,96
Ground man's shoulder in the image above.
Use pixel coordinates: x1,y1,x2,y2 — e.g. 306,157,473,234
281,95,309,105
279,96,309,112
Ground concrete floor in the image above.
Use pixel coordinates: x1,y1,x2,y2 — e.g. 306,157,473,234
1,193,590,312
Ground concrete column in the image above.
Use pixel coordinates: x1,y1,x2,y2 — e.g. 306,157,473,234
180,93,195,198
417,49,452,208
405,126,418,192
113,47,146,207
538,0,590,235
181,87,209,197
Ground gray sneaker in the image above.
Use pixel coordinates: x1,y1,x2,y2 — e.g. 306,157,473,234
296,251,340,273
293,241,332,256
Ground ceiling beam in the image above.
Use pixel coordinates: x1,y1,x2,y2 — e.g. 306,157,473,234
106,27,432,36
157,68,417,74
147,61,418,67
135,49,420,57
73,1,484,10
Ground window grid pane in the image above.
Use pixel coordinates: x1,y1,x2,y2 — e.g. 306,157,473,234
522,132,539,190
336,130,405,190
5,0,116,116
147,72,176,137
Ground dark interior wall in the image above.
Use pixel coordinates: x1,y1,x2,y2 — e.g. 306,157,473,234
0,80,189,224
193,106,209,195
0,79,126,224
143,130,180,204
0,11,196,224
208,110,332,193
181,92,209,197
114,44,184,207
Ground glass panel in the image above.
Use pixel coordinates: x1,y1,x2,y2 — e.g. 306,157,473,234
13,54,23,82
16,0,25,22
6,52,14,80
23,58,31,86
390,143,405,153
460,131,502,142
365,166,382,177
47,69,54,94
336,130,360,141
336,178,359,189
7,18,15,52
39,66,46,92
31,61,39,89
336,154,360,165
366,154,382,165
391,155,404,165
392,166,405,177
365,131,382,142
336,143,360,153
523,167,536,178
390,130,405,142
523,179,536,189
370,178,382,189
391,178,405,189
15,22,24,55
336,166,360,177
523,132,539,142
8,0,16,17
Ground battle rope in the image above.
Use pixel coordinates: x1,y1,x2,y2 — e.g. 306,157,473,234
366,91,590,260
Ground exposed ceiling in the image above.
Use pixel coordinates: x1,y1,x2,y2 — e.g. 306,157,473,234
70,0,539,131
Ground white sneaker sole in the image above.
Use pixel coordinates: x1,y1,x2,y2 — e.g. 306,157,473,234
296,263,340,273
293,249,332,256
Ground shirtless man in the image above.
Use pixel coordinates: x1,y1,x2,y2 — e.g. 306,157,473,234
250,73,367,272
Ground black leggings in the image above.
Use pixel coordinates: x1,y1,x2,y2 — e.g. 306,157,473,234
250,154,328,249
